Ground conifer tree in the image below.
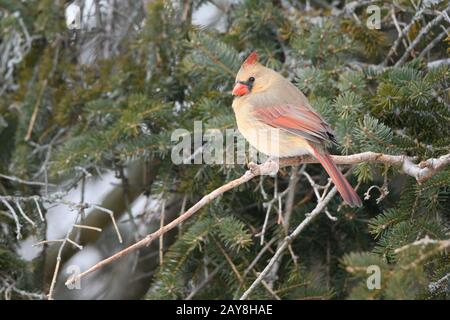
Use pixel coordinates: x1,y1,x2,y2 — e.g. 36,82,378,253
0,0,449,300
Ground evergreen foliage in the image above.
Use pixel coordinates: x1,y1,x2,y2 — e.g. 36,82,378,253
0,0,449,300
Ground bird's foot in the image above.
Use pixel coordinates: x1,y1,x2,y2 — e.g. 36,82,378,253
261,157,280,177
247,162,260,175
247,159,279,176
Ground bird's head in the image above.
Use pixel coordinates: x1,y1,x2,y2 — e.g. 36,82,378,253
232,51,276,97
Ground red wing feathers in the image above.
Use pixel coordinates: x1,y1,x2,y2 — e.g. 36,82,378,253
252,104,336,144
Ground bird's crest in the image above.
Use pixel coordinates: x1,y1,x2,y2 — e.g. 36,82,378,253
243,51,259,66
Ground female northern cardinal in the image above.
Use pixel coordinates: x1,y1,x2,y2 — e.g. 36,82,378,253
231,51,362,207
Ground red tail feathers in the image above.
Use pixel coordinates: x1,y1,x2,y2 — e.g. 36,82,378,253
310,146,362,207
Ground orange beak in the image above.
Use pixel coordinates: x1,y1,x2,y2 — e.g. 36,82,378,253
232,82,250,96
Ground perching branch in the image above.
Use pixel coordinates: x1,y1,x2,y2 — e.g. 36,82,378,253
280,152,450,184
64,151,450,288
65,160,278,286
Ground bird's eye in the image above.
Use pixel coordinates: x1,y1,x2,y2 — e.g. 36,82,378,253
248,77,255,83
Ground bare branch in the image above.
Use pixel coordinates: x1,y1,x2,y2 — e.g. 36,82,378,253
14,200,36,227
73,224,102,232
383,6,427,66
25,80,48,141
280,152,450,183
64,151,450,287
418,27,450,59
395,7,450,66
394,235,450,254
65,160,277,286
1,199,21,239
159,199,166,266
1,276,45,300
429,272,450,294
91,205,123,243
186,264,223,300
33,198,45,222
0,193,123,243
243,237,277,279
240,186,339,300
0,173,56,187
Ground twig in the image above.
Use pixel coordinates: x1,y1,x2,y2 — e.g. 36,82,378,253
1,199,21,239
91,205,123,243
14,200,36,227
65,160,278,286
266,166,302,287
243,237,277,278
429,273,450,294
73,224,102,232
213,237,244,285
239,186,338,300
325,210,338,221
383,6,428,65
33,239,65,246
259,275,282,300
279,152,450,183
47,233,69,299
185,264,223,300
33,198,45,222
256,173,294,244
364,184,389,203
418,27,450,59
64,151,450,286
1,276,46,300
394,235,450,253
428,58,450,68
159,199,166,266
116,164,139,239
283,166,301,232
25,80,47,141
395,8,449,66
0,173,56,187
0,194,123,243
302,171,323,199
394,236,450,272
66,238,83,250
33,238,82,250
258,201,272,245
177,193,188,237
233,237,277,299
390,7,410,51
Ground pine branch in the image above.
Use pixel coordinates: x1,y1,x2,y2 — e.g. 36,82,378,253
64,151,450,288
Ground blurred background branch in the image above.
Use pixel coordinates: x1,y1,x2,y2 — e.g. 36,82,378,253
1,0,449,300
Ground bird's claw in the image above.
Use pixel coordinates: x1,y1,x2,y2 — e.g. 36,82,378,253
256,158,279,176
247,162,260,175
247,159,279,176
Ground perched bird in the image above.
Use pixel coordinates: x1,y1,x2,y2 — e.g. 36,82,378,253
231,51,362,207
